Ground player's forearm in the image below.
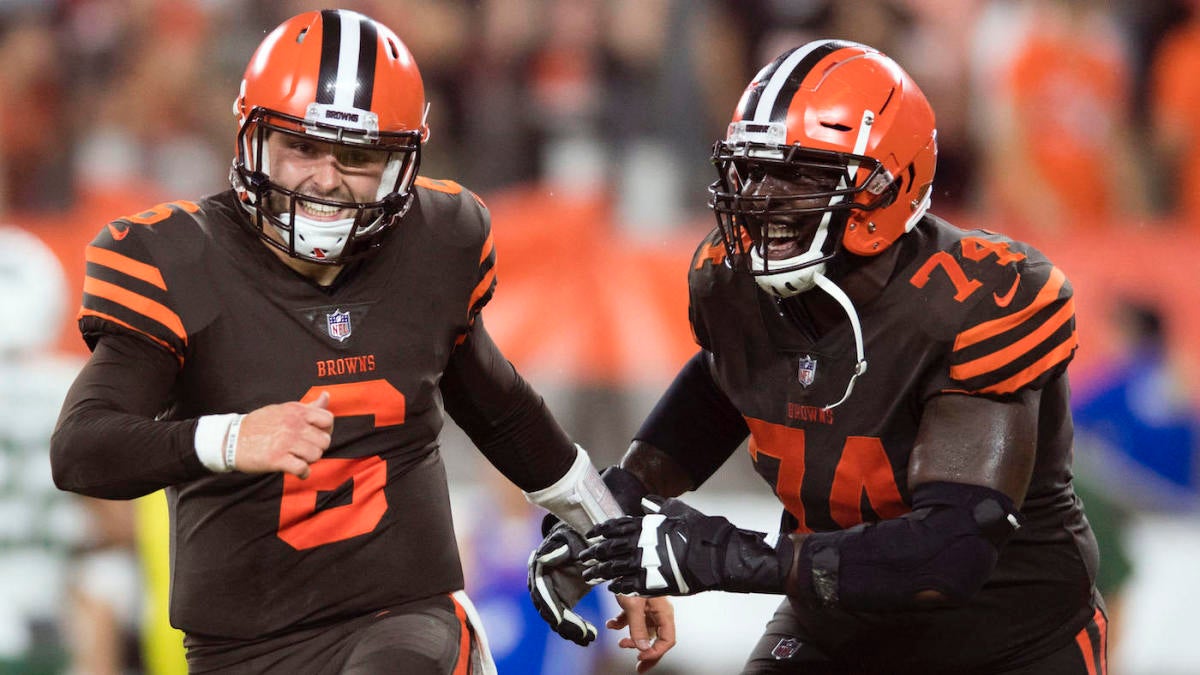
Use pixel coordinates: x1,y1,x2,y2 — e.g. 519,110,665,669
629,351,748,489
51,403,204,499
441,320,576,491
51,334,206,499
619,440,695,498
782,482,1021,611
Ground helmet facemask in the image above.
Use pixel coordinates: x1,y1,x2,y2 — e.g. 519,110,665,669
709,128,896,298
231,106,422,265
707,40,938,409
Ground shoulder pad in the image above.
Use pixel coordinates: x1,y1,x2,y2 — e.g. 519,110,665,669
78,200,203,362
687,229,733,350
919,233,1076,395
413,178,495,344
413,176,490,243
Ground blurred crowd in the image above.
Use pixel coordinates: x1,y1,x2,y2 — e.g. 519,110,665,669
2,0,1199,228
3,0,1200,673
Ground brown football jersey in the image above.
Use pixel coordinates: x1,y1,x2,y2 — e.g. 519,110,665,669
688,214,1100,670
78,180,496,639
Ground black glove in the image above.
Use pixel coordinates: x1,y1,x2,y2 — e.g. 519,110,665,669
580,496,793,596
527,519,598,646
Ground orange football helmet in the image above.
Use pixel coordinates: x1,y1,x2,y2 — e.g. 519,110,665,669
230,9,428,264
710,40,937,297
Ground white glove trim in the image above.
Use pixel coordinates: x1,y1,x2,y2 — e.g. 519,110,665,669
640,514,669,591
664,531,690,595
531,543,599,638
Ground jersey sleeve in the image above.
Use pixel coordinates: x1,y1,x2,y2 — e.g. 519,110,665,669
78,215,189,363
440,318,576,492
460,223,496,344
934,257,1078,397
687,229,729,351
416,177,497,347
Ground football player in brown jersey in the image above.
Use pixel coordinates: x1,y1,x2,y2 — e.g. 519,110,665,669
49,9,674,674
531,40,1107,674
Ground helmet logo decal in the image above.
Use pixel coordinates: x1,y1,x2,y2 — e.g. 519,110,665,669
305,102,380,136
798,355,817,388
726,120,786,145
771,637,803,660
326,309,352,342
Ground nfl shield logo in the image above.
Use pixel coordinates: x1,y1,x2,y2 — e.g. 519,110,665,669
326,309,352,342
797,355,817,388
771,637,802,660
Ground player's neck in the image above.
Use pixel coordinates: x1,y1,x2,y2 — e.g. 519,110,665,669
263,241,344,286
789,246,899,334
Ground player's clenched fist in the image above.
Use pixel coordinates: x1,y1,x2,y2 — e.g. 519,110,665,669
231,391,335,478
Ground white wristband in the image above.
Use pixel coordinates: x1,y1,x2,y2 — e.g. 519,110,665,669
223,415,245,472
194,413,242,473
523,444,624,535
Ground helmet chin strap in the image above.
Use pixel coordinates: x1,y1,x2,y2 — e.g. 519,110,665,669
751,263,868,410
811,272,868,410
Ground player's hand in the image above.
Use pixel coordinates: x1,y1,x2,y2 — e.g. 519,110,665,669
232,392,334,478
528,519,597,645
609,594,676,673
582,496,789,596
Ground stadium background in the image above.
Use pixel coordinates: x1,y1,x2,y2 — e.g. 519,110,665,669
2,0,1199,673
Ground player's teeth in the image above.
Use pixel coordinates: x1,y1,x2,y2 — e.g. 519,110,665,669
301,201,339,217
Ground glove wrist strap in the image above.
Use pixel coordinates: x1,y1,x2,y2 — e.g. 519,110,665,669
721,529,796,594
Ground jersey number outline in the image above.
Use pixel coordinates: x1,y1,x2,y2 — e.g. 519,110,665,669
908,237,1026,302
115,200,201,225
277,379,406,550
746,418,907,531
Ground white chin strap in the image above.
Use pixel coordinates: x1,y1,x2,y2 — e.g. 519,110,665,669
811,273,868,410
276,212,356,260
754,266,869,410
750,251,824,296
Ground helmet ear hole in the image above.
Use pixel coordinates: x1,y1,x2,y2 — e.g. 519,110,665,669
876,177,900,210
713,40,937,262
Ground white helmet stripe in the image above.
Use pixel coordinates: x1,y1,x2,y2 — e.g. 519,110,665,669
334,11,362,108
752,41,824,122
751,40,860,123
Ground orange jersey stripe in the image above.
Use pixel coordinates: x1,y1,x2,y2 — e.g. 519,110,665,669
415,176,464,195
479,231,495,265
953,267,1067,351
85,245,167,290
1075,626,1097,675
450,595,471,675
1073,608,1108,675
76,308,183,364
468,266,497,314
973,330,1077,395
950,298,1075,381
83,276,186,343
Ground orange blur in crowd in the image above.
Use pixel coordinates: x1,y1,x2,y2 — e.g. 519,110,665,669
5,0,1200,399
23,181,1200,404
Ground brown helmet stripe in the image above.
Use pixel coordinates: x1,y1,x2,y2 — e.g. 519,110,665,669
316,10,377,111
316,10,342,105
738,40,864,124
